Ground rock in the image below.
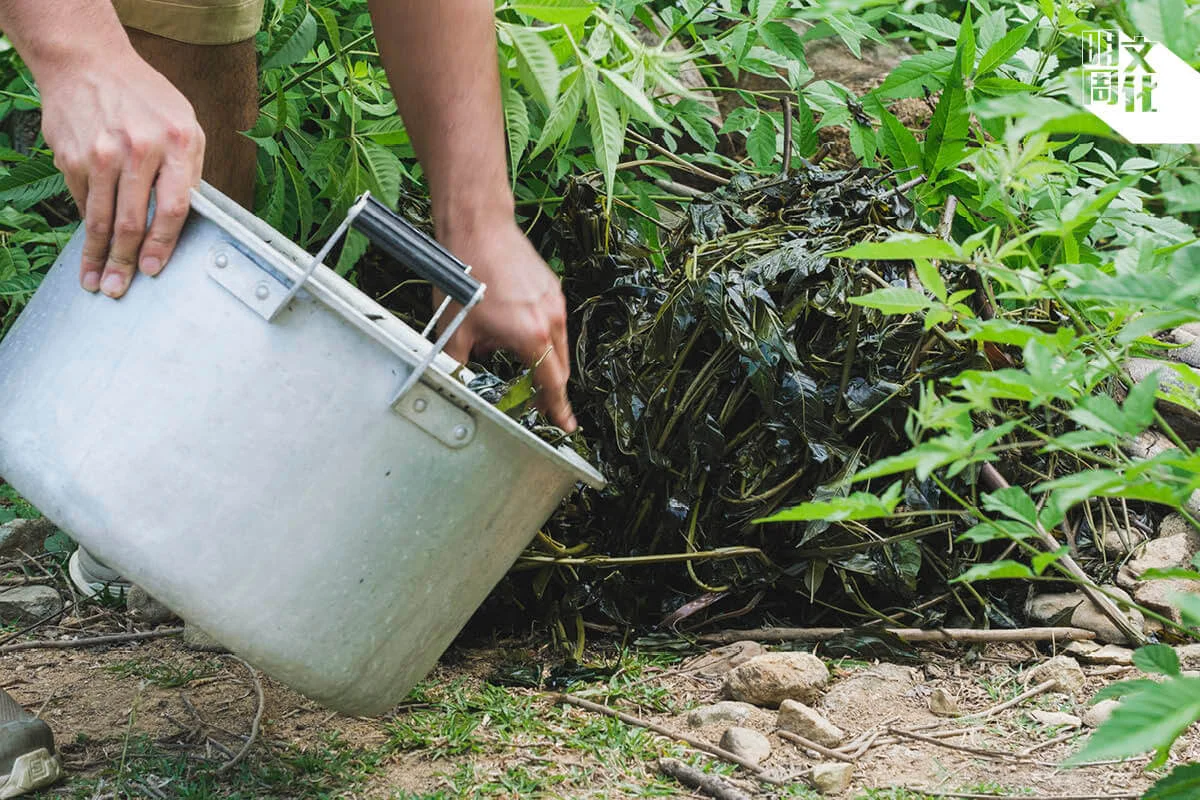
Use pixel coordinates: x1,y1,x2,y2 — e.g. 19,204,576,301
1070,585,1144,645
776,700,845,747
1084,644,1135,666
928,687,960,717
718,726,771,765
1100,528,1149,558
1167,323,1200,368
1121,429,1176,460
1176,643,1200,671
1029,710,1081,728
181,622,227,653
687,700,758,728
1064,640,1101,658
1127,523,1200,579
0,585,63,624
1132,579,1200,625
1123,358,1200,441
682,641,767,680
1025,656,1086,695
125,585,177,625
1026,591,1084,625
724,652,829,708
811,762,854,795
1083,699,1121,728
1157,513,1198,541
820,664,916,728
0,518,55,558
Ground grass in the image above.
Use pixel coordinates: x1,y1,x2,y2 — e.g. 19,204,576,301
103,657,223,689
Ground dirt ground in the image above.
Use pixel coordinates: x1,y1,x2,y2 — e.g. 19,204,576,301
2,622,1191,799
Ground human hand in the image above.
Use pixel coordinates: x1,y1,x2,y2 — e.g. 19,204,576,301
438,220,576,432
39,49,204,298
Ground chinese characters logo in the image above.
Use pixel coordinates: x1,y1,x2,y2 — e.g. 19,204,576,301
1083,30,1158,113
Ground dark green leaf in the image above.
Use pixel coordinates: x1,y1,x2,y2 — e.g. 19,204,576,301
1134,644,1181,677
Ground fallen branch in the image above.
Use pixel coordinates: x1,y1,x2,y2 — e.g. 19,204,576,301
217,656,265,774
980,463,1148,646
697,626,1095,646
657,758,752,800
965,679,1057,721
887,727,1031,763
775,730,855,763
552,693,796,786
918,793,1137,800
0,627,182,653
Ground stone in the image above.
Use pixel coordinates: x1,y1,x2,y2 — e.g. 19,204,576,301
181,622,227,653
928,687,961,717
1025,655,1086,695
1132,579,1200,625
1084,644,1135,666
776,699,844,747
126,585,177,625
0,518,55,558
724,652,830,708
1176,643,1200,671
1120,429,1176,460
820,664,916,728
1064,640,1101,658
682,641,767,680
0,585,62,624
686,701,758,728
1124,358,1200,441
718,726,771,765
1083,699,1121,728
1157,513,1198,541
1069,585,1144,645
1167,323,1200,368
811,762,854,795
1100,528,1149,558
1029,710,1081,728
1025,591,1084,625
1126,523,1200,579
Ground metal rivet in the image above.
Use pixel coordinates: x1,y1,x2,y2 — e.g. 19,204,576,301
254,282,270,300
453,424,470,441
214,253,229,269
412,398,428,413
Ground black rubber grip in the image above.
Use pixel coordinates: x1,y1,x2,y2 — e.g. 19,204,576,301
351,195,482,306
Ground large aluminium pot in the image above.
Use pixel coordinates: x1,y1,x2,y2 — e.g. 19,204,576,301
0,184,604,714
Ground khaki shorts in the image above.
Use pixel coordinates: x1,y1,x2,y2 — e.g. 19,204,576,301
112,0,265,45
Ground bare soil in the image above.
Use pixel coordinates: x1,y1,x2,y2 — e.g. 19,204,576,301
3,629,1192,799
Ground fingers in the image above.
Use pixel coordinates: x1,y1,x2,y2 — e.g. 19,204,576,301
138,159,196,278
533,298,577,432
99,155,158,299
79,167,117,294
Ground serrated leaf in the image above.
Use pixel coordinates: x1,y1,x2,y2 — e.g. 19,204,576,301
746,112,776,170
832,234,963,261
1066,676,1200,766
755,482,903,523
976,22,1034,76
600,68,675,131
1144,763,1200,799
849,287,933,315
507,25,560,107
914,258,947,302
759,21,807,63
262,8,317,71
678,111,717,151
891,12,960,39
513,0,597,27
0,158,67,210
530,68,583,159
877,108,922,171
502,79,531,178
875,49,955,99
923,42,968,179
982,486,1039,528
359,140,403,206
1134,644,1181,677
584,67,624,210
952,560,1035,582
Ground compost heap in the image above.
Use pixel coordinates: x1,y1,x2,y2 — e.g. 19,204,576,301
492,166,990,636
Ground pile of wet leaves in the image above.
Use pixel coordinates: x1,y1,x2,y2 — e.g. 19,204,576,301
475,166,991,641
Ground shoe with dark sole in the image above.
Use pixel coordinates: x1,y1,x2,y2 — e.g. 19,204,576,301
0,689,62,798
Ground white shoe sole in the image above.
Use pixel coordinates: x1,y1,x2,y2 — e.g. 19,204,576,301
0,747,63,798
67,550,129,600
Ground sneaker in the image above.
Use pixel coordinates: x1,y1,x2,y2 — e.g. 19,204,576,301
0,689,62,798
67,547,131,600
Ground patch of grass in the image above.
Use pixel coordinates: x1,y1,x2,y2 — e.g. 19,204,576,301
104,658,222,689
0,482,39,521
59,731,383,799
855,789,937,800
959,782,1037,795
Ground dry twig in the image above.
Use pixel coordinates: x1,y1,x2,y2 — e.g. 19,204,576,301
217,656,265,774
776,729,854,763
697,626,1095,645
0,627,181,653
657,758,752,800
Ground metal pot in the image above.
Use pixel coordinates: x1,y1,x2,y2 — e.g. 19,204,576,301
0,184,603,714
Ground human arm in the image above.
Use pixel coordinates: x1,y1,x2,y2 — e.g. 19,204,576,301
0,1,203,297
366,0,576,431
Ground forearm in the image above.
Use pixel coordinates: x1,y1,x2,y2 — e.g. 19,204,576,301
0,2,136,84
367,0,513,239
